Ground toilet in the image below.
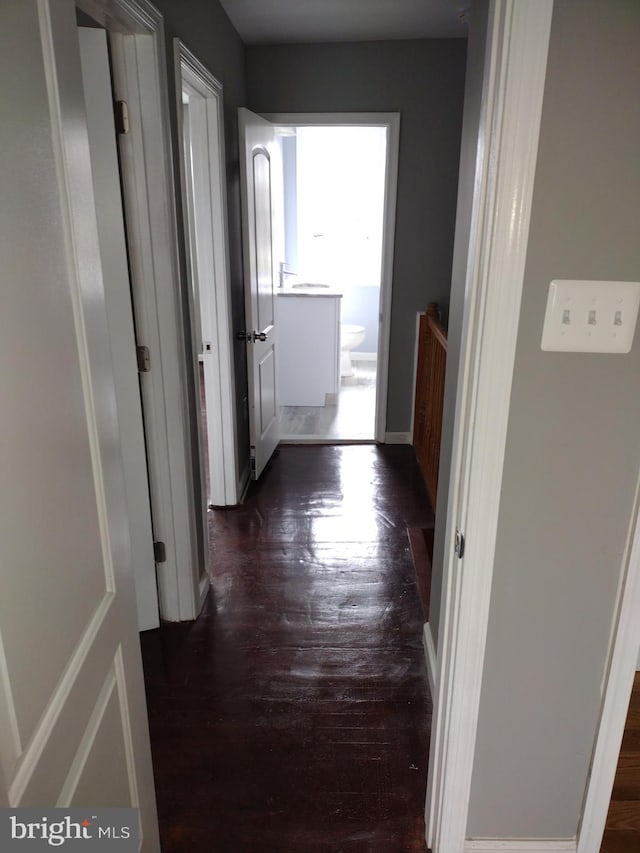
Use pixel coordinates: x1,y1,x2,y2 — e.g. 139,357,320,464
340,323,366,377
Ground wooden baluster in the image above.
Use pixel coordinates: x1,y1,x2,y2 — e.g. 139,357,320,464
413,303,447,509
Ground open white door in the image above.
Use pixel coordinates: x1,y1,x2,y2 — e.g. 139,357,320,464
238,108,280,479
0,1,158,844
79,27,160,632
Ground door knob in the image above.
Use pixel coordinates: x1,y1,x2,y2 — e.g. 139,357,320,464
236,330,267,343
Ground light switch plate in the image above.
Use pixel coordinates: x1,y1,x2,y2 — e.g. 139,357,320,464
541,280,640,353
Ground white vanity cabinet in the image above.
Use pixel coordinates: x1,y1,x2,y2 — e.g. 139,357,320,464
276,291,342,406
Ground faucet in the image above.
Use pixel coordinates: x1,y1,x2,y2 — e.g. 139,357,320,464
278,262,297,288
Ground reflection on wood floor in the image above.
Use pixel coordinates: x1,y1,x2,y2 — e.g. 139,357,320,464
141,445,434,852
279,360,376,441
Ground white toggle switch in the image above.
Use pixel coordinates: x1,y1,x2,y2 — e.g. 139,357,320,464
541,280,640,353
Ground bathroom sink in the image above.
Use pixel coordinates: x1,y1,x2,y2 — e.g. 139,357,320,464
291,282,330,288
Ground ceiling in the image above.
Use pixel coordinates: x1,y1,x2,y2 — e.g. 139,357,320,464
218,0,470,45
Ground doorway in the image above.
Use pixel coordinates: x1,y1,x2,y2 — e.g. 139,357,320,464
267,112,400,446
77,22,160,631
276,124,387,441
175,41,240,508
75,0,206,624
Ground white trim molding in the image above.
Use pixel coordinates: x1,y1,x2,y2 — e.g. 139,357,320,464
576,473,640,853
465,841,576,853
279,437,375,445
425,3,554,852
384,432,411,445
174,40,240,509
423,622,437,699
78,0,161,33
264,112,400,446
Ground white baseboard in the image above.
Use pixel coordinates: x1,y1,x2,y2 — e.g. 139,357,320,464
423,622,437,698
465,840,576,853
279,436,373,444
352,351,377,362
384,431,411,444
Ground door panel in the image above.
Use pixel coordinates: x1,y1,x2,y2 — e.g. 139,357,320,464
253,149,275,333
79,27,160,632
1,495,106,752
259,349,277,435
67,668,131,808
239,108,280,479
0,2,158,845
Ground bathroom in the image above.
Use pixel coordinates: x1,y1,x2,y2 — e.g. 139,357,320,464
275,123,388,441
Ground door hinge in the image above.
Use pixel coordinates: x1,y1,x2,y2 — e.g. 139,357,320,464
153,540,166,563
454,528,465,559
136,345,150,373
115,100,129,135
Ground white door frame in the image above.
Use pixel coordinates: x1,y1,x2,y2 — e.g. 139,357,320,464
427,2,640,851
576,479,640,852
173,41,242,508
264,112,400,444
425,2,554,851
77,0,205,620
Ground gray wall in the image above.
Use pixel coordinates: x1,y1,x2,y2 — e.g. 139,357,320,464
246,40,467,432
428,0,489,651
467,0,640,839
149,0,251,485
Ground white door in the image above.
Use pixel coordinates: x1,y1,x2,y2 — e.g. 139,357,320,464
0,1,158,845
79,27,160,632
177,52,239,507
238,108,280,479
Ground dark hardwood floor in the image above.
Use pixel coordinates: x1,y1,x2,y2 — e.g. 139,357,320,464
141,444,435,852
601,672,640,852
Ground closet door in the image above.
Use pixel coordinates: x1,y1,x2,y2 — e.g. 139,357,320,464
0,2,158,846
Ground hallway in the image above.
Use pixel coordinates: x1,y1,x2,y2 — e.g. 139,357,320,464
141,445,434,851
